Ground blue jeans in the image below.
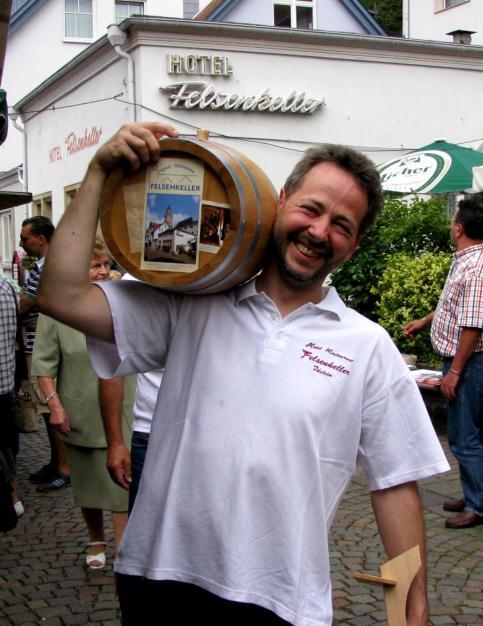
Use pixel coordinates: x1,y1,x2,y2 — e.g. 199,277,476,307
443,352,483,516
128,431,150,514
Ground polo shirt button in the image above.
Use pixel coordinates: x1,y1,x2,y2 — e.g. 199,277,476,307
271,314,277,321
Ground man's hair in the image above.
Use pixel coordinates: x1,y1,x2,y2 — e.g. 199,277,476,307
283,144,384,236
22,216,55,242
455,199,483,240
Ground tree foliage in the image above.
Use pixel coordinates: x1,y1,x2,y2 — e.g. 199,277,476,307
373,252,452,365
329,196,451,321
359,0,403,37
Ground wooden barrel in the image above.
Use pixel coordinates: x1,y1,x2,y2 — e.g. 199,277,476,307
100,134,278,294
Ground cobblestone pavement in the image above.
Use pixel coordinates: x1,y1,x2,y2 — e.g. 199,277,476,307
1,428,481,625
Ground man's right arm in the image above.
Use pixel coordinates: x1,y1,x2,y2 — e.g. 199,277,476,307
403,311,434,339
36,122,179,342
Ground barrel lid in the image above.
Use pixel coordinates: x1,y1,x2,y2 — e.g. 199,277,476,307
100,136,277,293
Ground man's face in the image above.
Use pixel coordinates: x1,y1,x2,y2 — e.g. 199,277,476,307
272,161,367,288
450,210,461,248
19,224,43,257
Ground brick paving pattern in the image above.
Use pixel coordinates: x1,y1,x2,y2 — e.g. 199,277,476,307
1,427,481,625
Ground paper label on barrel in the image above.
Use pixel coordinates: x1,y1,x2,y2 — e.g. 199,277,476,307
199,201,231,254
141,157,205,272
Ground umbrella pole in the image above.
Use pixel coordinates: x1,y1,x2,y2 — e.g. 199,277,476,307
353,545,421,626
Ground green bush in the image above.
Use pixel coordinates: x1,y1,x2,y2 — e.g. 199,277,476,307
329,196,451,320
372,252,452,365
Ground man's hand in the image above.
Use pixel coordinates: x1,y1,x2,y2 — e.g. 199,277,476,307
403,318,427,339
91,122,179,176
440,370,460,401
107,442,132,490
18,291,36,315
49,403,71,436
372,482,428,626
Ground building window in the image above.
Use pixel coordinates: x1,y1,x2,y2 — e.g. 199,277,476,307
32,194,52,220
0,211,12,268
274,1,315,30
434,0,469,10
65,0,93,39
116,1,145,23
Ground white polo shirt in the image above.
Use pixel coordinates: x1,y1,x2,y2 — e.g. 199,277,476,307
121,273,162,434
88,279,449,626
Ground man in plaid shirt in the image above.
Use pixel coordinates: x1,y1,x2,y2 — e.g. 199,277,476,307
404,199,482,529
0,277,21,515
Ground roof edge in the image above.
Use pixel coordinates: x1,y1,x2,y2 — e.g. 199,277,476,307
194,0,386,35
10,0,48,35
14,16,483,111
340,0,386,36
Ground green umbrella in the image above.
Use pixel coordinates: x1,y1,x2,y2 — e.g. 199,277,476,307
377,140,483,194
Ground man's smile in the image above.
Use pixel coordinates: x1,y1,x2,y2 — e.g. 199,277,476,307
292,237,333,261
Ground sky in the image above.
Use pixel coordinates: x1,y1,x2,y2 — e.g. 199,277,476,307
146,193,200,228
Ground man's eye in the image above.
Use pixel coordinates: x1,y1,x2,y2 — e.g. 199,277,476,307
334,221,352,235
302,205,317,214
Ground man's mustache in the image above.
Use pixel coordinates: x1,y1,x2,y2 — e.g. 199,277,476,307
295,235,333,259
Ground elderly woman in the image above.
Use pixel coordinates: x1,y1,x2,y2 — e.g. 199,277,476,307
31,240,135,569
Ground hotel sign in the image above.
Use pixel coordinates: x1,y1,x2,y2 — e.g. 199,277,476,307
48,126,103,164
162,53,324,115
168,53,233,76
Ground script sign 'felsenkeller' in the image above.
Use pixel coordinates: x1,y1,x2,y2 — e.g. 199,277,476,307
162,82,324,115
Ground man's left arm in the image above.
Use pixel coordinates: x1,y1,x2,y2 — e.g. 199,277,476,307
440,327,481,401
371,481,428,626
18,291,37,315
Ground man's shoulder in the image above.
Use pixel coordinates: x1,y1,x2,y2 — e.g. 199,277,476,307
458,245,483,274
0,278,16,301
343,305,389,338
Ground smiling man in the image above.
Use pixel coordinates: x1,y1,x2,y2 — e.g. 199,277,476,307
37,123,449,626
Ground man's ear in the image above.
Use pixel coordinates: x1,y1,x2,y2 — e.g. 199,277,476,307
343,235,363,263
277,188,286,211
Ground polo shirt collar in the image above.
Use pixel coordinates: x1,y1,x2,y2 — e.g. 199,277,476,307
235,277,347,321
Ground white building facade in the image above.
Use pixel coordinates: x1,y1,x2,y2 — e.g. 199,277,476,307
403,0,483,45
14,16,483,233
1,0,383,273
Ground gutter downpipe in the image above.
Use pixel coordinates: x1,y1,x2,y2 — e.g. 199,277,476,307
402,0,410,39
107,25,136,122
9,108,29,219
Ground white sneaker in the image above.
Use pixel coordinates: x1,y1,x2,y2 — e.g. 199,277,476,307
14,501,24,517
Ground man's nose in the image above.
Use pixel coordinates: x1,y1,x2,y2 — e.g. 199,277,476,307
308,215,330,242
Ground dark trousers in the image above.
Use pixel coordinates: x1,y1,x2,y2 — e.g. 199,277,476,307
116,575,292,625
0,392,18,456
128,431,150,514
